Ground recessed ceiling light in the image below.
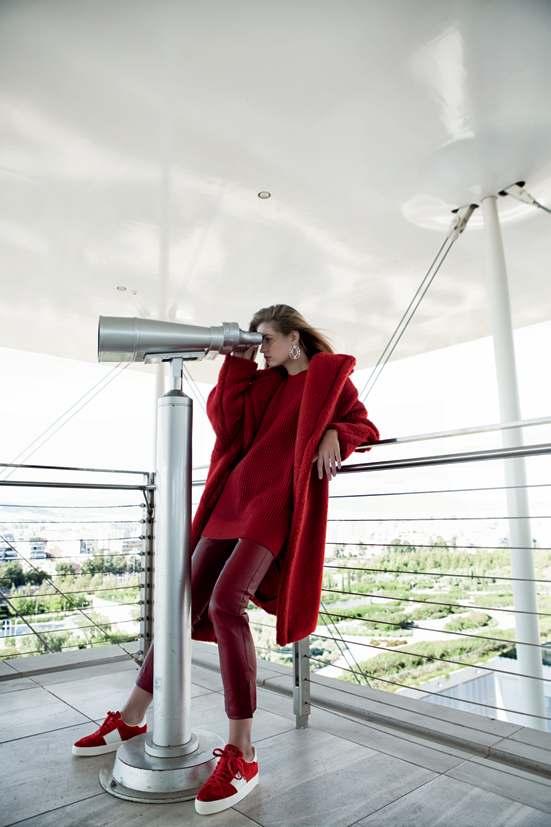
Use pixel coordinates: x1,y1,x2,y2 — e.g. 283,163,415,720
258,191,271,199
115,285,138,295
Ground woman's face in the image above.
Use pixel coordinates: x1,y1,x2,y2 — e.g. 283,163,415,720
257,322,300,369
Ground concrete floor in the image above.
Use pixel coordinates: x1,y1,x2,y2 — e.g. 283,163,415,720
1,653,551,826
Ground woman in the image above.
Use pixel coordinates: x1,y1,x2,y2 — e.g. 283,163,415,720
72,304,379,816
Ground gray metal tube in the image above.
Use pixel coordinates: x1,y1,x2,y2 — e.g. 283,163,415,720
481,195,545,728
148,375,193,751
98,316,262,362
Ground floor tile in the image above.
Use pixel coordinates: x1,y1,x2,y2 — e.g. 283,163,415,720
0,676,36,695
0,686,88,743
186,690,296,745
357,774,551,826
447,756,551,813
185,663,224,692
37,658,138,687
491,735,551,775
46,670,214,720
306,703,467,774
0,724,117,825
255,685,295,721
8,791,260,826
0,661,16,678
266,673,517,752
508,727,551,750
235,726,435,827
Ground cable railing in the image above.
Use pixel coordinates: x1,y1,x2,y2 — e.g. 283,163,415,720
0,463,154,664
3,415,551,747
248,416,551,735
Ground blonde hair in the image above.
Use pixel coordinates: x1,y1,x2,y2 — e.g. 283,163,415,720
249,304,334,358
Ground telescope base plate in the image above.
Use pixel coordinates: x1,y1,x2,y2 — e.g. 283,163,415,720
99,728,225,803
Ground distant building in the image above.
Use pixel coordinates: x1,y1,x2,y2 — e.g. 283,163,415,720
41,540,82,575
121,538,142,554
0,596,15,640
29,537,47,559
0,533,17,561
80,539,97,555
401,651,551,733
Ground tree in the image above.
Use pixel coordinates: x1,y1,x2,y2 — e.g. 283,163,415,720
55,562,77,577
25,569,49,586
126,556,143,574
37,632,69,654
0,564,54,589
81,555,127,576
0,562,26,589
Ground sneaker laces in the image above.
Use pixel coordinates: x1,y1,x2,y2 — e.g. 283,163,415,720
209,746,246,789
98,710,120,735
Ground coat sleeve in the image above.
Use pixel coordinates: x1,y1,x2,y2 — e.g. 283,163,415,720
326,377,379,461
206,354,258,450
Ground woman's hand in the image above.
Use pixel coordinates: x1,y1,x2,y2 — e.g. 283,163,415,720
231,345,259,361
313,429,341,480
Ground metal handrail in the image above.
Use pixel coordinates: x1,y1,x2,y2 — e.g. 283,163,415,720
0,461,149,475
0,466,153,664
341,441,551,473
189,414,551,476
369,412,551,448
191,441,551,488
0,481,154,490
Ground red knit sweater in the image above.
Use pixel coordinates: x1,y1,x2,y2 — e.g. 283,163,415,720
202,368,307,556
191,351,380,646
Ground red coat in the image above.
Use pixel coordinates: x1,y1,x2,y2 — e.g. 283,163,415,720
190,351,379,646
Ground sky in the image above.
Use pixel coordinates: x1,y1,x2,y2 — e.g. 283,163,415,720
0,319,550,545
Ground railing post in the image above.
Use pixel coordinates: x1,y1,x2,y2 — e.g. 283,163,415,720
293,636,311,728
139,472,155,664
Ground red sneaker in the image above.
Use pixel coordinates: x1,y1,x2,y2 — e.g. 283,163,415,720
195,743,259,815
72,710,147,756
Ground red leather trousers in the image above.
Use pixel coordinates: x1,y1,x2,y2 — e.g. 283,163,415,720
135,535,275,719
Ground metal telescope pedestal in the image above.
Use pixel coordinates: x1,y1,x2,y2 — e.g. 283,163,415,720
99,356,225,802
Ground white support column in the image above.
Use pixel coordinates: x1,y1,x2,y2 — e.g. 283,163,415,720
481,195,545,729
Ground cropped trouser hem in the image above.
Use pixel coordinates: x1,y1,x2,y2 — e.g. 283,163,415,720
135,535,275,720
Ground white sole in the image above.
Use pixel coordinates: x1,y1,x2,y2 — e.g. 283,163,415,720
72,730,145,757
72,741,121,756
194,772,259,815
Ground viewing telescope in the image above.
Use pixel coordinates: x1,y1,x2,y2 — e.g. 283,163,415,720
98,316,263,363
97,313,264,803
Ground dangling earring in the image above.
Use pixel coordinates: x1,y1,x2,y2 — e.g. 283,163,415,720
289,342,301,360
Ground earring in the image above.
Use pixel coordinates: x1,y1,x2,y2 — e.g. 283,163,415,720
289,342,301,360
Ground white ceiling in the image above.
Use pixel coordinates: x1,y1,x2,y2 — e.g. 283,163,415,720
1,0,550,383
